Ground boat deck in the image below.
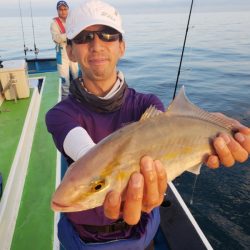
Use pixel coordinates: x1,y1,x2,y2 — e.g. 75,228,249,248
0,92,32,191
11,72,59,249
0,71,59,250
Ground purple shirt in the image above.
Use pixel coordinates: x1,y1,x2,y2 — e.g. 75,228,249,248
46,87,164,242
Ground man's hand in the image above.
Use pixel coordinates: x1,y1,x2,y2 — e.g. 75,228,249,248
103,156,167,225
206,113,250,168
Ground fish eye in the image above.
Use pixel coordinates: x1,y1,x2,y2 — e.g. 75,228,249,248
91,178,106,192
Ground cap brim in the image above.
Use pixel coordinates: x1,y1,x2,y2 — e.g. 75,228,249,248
67,19,124,39
57,4,68,9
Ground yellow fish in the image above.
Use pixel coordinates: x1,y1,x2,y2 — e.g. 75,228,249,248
51,87,234,212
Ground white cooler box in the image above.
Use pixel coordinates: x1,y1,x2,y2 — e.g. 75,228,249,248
0,60,30,100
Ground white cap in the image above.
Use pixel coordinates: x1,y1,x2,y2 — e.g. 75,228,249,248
66,0,124,40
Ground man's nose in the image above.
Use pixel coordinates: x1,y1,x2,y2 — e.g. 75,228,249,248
89,34,104,51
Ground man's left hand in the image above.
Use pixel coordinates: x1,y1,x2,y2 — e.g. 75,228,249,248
206,113,250,168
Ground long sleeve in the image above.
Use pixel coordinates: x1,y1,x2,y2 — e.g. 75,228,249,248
63,127,96,161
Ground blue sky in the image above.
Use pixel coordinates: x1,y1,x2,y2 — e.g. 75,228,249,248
1,0,250,17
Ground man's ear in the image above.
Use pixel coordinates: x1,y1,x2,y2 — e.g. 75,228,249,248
66,45,77,62
119,40,126,58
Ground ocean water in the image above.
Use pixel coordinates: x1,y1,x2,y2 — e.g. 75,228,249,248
1,11,250,250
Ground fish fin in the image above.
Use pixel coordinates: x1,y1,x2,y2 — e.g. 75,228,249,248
187,163,202,175
140,105,163,121
165,86,234,131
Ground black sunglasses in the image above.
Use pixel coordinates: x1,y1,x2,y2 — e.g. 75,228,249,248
72,28,122,44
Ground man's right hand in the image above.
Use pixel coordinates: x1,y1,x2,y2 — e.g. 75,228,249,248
103,156,167,225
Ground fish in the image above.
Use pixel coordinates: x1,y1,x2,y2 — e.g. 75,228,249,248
51,86,235,212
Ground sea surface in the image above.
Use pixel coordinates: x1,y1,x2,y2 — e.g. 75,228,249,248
1,11,250,250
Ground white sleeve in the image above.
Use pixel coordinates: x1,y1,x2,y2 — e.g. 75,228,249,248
63,127,96,161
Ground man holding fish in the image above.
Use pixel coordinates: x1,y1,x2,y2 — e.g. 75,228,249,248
46,0,250,249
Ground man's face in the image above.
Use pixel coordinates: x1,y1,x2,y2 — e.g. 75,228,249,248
67,25,125,83
57,5,68,20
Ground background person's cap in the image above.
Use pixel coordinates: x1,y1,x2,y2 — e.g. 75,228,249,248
66,0,124,40
57,1,69,9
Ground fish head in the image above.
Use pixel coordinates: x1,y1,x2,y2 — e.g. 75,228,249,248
51,126,138,212
51,170,112,212
51,157,131,212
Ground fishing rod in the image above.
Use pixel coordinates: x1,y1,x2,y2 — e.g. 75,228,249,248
172,0,194,100
29,0,39,58
172,0,199,204
18,0,29,58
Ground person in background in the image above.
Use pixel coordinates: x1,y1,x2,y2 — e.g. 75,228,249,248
46,0,250,249
50,0,79,98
